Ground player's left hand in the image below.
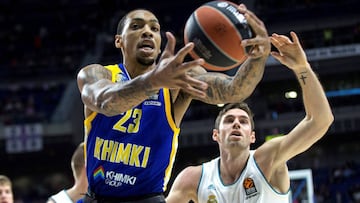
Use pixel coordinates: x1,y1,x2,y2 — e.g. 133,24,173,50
270,31,308,70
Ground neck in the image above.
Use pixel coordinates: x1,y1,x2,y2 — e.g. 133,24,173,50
219,149,250,185
66,177,88,202
123,62,155,79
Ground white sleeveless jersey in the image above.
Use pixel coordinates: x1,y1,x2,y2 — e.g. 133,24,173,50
198,150,290,203
49,190,73,203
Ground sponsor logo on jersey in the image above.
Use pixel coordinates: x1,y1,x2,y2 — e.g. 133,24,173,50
144,101,161,106
243,177,258,199
93,165,105,181
94,137,151,168
93,166,137,187
104,170,137,187
206,184,218,202
207,194,218,203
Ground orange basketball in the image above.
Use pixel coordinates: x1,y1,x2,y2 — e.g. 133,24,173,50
184,0,253,71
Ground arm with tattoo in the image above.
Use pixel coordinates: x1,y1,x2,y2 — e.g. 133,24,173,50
191,57,265,104
77,64,158,116
77,32,209,117
188,3,270,105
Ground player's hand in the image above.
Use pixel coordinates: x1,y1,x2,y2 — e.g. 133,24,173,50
147,32,208,98
270,31,309,70
238,4,270,59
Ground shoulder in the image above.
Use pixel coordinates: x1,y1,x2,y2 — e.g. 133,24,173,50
254,136,283,159
167,165,202,203
77,64,112,87
77,64,111,80
78,63,106,74
183,165,202,176
174,165,202,189
253,137,286,174
179,165,202,180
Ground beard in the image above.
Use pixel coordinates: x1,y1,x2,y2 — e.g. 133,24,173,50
136,56,156,66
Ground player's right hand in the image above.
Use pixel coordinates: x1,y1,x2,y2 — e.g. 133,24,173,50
238,4,270,59
147,32,208,98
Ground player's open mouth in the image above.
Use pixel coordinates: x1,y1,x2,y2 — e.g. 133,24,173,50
230,131,242,137
138,41,155,56
138,40,155,49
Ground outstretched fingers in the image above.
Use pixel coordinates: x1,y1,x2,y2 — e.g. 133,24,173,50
180,59,208,90
270,33,285,58
271,32,301,47
238,4,264,35
180,81,207,98
290,31,300,45
270,34,283,49
159,32,176,60
270,31,308,69
178,76,208,98
174,42,195,63
155,31,208,97
237,3,270,59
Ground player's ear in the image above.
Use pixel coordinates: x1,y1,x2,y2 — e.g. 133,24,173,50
115,34,123,48
212,129,219,141
250,131,256,143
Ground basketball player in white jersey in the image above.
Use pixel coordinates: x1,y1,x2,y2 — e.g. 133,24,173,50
47,142,88,203
166,31,334,203
0,175,14,203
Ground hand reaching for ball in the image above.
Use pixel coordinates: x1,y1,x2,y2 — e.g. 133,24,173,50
238,4,271,60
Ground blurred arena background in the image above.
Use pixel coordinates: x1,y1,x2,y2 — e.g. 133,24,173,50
0,0,360,202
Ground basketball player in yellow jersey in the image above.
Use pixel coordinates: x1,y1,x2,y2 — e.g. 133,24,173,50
77,4,270,203
166,32,334,203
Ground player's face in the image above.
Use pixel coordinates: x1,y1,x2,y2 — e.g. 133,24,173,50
0,185,14,203
214,108,255,148
119,10,162,66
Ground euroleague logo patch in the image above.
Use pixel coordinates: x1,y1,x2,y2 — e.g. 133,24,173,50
243,177,258,197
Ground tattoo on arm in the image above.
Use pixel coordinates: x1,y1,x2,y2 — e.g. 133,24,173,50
80,65,156,115
87,66,112,84
193,58,265,104
299,71,308,85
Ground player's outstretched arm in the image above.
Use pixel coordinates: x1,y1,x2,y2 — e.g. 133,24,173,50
263,32,334,166
77,32,208,116
188,4,270,105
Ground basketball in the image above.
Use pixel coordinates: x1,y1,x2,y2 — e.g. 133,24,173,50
184,0,253,71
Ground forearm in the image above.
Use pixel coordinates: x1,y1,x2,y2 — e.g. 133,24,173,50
230,57,266,101
296,63,333,124
82,72,158,116
194,57,265,104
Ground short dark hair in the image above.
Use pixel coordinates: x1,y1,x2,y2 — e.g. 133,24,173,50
116,9,155,35
214,102,255,130
116,13,128,34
